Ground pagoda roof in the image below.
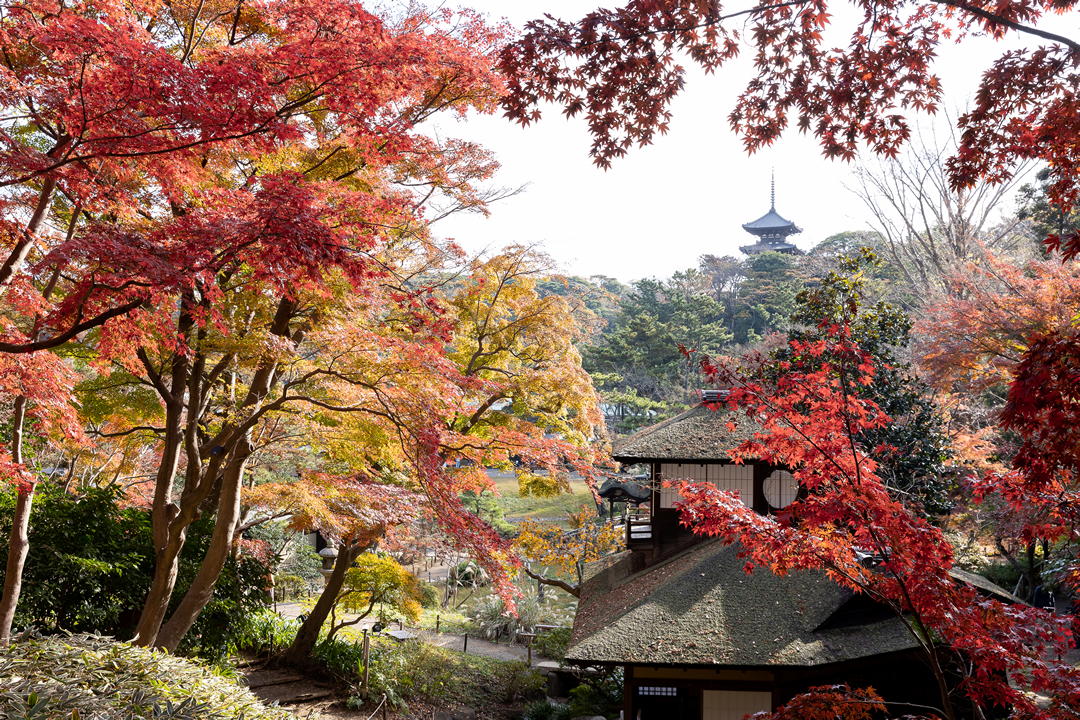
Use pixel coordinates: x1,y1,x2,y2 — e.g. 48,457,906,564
742,206,802,238
739,240,801,256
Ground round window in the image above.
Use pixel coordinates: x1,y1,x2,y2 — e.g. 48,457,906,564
764,469,798,509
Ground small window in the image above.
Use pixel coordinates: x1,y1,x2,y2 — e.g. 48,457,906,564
638,686,677,696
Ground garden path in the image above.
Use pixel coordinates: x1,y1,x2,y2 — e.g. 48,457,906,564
274,603,539,665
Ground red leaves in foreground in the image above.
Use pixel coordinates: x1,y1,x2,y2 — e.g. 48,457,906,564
675,328,1080,719
501,0,1080,223
989,331,1080,598
756,684,888,720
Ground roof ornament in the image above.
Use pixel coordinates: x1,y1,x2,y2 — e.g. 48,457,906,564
770,167,775,210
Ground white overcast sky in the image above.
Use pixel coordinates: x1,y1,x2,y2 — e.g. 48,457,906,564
430,1,1063,283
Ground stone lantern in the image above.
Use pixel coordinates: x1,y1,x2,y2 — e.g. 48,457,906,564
318,546,339,585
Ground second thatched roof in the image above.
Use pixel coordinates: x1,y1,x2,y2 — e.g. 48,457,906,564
612,404,763,464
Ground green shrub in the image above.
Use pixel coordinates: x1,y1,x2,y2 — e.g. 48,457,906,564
523,699,576,720
566,668,623,719
307,634,365,683
0,483,153,637
0,633,292,720
236,609,298,654
352,638,546,712
979,559,1023,595
0,483,276,660
534,626,571,661
523,698,559,720
418,580,440,608
358,638,457,710
496,660,546,702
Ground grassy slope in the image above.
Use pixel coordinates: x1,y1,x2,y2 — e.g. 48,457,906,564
489,473,601,522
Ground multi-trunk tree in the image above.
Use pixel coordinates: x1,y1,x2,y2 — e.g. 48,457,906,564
230,245,604,663
0,0,513,647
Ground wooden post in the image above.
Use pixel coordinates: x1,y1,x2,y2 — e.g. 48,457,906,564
436,615,440,633
463,633,468,654
520,633,536,664
361,630,371,700
382,694,387,720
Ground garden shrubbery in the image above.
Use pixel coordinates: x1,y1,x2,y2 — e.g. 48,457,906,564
0,633,291,720
0,483,285,661
534,626,571,661
522,668,623,720
0,483,153,637
355,639,545,711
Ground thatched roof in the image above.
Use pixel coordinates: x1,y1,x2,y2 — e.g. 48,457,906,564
566,539,919,668
612,404,763,464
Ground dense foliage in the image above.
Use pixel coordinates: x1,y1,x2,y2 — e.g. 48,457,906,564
0,633,291,720
769,250,952,515
0,483,151,636
0,483,274,659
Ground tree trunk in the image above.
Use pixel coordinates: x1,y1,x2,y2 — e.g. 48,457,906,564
0,137,71,297
278,541,366,665
132,395,189,647
0,399,32,644
154,440,252,652
0,485,34,644
140,297,296,649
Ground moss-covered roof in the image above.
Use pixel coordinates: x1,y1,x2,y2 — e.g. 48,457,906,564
567,540,919,668
612,404,763,464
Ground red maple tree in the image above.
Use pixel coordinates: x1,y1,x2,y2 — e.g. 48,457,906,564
0,0,514,647
673,324,1080,719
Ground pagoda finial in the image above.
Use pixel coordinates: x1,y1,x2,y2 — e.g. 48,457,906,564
770,168,775,210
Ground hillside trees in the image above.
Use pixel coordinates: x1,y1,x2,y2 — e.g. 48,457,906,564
583,275,732,430
0,0,515,647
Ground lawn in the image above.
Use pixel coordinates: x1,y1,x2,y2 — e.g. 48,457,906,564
487,470,602,523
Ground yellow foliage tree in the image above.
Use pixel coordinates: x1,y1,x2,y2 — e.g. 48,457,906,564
326,553,425,642
513,509,622,597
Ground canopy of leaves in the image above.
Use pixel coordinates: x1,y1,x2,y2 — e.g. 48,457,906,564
680,325,1078,720
336,554,425,625
498,0,1080,263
